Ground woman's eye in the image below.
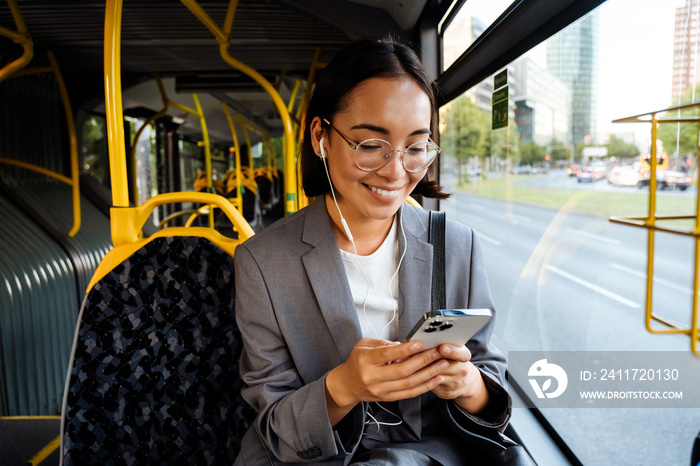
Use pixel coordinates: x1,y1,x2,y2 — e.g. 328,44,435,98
358,143,382,152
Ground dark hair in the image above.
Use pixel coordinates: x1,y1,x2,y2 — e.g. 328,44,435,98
300,37,449,199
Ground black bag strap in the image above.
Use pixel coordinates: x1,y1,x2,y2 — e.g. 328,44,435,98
428,211,446,311
428,210,538,466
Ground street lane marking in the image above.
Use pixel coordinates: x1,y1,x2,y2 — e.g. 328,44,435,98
543,265,641,308
610,263,693,294
507,213,532,222
566,228,621,245
477,234,502,246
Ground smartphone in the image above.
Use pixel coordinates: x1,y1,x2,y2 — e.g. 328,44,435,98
405,309,492,348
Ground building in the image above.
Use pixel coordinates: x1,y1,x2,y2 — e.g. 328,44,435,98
511,58,569,146
546,11,600,145
672,0,700,101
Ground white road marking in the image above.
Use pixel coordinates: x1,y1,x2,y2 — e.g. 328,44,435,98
477,234,502,246
566,228,621,245
544,265,641,308
507,213,532,222
610,263,693,294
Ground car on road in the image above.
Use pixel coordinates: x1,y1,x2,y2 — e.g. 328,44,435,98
513,165,537,175
567,164,579,176
576,167,594,182
638,170,694,190
607,166,639,187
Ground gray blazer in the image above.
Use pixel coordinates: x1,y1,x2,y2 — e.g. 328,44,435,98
233,199,509,465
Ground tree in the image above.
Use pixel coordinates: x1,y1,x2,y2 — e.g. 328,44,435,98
658,83,700,156
440,95,490,183
606,135,639,160
549,139,569,161
518,140,546,166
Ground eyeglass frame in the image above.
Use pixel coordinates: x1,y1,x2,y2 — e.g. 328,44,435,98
322,118,440,173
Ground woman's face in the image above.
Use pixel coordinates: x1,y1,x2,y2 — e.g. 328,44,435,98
315,77,432,225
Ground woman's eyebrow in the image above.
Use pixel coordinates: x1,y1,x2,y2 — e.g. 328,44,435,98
350,123,431,136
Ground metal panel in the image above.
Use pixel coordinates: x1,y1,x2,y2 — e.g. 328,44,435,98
12,185,112,296
0,195,78,415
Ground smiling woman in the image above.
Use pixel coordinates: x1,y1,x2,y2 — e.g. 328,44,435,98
232,37,512,465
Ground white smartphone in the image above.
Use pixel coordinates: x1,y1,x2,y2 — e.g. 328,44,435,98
405,309,492,349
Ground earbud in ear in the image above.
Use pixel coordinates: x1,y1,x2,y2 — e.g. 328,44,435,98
319,137,326,159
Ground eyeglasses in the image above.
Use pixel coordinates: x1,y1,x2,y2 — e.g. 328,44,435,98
323,119,439,173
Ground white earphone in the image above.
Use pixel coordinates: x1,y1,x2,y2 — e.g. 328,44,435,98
319,137,326,158
320,132,407,432
320,136,353,241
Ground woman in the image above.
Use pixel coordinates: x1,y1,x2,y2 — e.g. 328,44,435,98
233,37,509,465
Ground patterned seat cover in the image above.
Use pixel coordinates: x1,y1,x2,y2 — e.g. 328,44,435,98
62,236,255,465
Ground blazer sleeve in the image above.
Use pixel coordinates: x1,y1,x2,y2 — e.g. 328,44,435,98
234,243,364,463
443,224,511,432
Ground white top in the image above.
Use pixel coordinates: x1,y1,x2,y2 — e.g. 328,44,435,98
340,217,400,341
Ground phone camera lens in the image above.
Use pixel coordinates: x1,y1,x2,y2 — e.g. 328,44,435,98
424,327,437,333
430,320,443,327
439,323,453,331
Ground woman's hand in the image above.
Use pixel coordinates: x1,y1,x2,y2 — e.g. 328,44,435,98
325,337,449,426
430,344,490,415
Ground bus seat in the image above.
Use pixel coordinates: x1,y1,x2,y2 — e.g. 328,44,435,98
254,174,273,213
61,235,256,464
61,192,256,464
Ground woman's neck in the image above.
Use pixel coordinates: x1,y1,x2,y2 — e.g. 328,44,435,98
325,195,394,256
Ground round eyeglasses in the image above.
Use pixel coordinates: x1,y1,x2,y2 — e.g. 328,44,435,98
323,119,439,173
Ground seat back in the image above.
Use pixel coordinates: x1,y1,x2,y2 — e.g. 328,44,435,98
61,235,256,464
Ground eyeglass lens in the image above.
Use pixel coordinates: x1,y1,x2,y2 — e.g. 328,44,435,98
355,140,438,172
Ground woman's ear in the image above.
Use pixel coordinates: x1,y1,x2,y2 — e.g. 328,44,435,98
310,116,326,157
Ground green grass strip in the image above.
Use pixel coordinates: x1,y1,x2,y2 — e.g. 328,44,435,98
456,175,697,229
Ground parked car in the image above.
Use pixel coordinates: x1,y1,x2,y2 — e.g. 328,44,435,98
567,164,579,176
638,170,693,190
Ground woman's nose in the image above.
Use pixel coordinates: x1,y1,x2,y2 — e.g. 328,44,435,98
375,150,406,179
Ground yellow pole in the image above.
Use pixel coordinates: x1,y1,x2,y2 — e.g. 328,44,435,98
645,117,658,332
104,0,129,208
692,154,699,353
221,103,243,213
180,0,297,214
193,94,214,228
0,0,33,83
47,51,81,237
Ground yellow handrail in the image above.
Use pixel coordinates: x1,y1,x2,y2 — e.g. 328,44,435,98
192,94,215,228
110,191,253,247
221,103,243,212
180,0,298,215
104,0,129,208
610,102,700,356
0,0,33,84
157,209,199,227
1,51,82,236
47,51,81,237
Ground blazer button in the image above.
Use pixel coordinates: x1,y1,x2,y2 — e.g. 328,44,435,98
297,450,309,460
311,446,322,457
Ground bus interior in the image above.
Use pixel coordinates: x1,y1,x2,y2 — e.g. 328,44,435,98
1,0,699,465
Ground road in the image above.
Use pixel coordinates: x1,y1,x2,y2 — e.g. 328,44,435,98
439,185,700,466
517,168,697,196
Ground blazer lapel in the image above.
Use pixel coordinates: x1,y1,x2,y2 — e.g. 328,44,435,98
301,199,363,361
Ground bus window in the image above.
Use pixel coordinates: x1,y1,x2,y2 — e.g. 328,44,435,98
439,0,700,464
